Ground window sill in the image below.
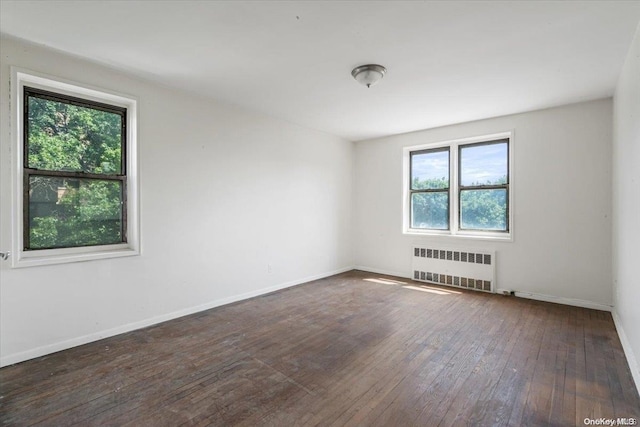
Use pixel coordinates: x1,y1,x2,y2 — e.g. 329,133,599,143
12,244,140,268
404,229,513,242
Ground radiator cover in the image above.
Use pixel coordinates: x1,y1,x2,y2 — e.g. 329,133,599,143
412,246,496,293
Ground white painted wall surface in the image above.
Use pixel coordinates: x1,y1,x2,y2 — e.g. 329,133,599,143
612,24,640,392
0,37,353,366
354,99,613,309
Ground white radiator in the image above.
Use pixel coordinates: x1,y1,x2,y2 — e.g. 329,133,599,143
412,246,496,293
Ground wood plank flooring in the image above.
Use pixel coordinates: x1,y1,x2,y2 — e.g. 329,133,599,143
1,270,639,426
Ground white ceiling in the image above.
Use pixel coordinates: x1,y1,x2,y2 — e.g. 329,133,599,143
2,1,640,141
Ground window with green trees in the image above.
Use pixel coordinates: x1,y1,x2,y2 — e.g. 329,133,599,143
406,135,510,237
24,87,127,250
410,148,450,229
459,141,508,231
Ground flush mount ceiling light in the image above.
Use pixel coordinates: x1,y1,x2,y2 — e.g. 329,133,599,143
351,64,387,88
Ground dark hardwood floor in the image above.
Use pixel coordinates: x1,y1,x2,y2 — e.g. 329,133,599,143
1,270,638,426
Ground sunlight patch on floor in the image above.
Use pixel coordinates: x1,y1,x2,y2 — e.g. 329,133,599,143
363,277,407,286
402,284,461,295
363,277,461,296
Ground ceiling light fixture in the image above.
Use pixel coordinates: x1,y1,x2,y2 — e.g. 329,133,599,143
351,64,387,88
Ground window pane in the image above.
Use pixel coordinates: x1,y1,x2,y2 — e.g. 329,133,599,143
411,149,449,190
460,189,507,231
411,192,449,229
27,93,124,174
28,176,123,249
460,142,507,186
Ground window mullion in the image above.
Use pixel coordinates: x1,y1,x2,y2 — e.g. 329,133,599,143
451,143,459,235
26,168,124,181
460,184,508,191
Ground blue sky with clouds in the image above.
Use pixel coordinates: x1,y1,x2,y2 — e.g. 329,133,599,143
460,143,507,185
412,150,449,183
412,142,507,186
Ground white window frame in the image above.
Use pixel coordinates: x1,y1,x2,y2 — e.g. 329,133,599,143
10,68,140,268
402,131,514,241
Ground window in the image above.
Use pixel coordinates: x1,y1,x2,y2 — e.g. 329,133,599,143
404,133,512,240
459,141,509,231
24,88,127,250
11,69,139,267
410,148,450,230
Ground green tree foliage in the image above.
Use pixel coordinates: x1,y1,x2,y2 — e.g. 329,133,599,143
27,97,122,173
26,94,124,249
30,217,58,248
460,189,506,230
460,175,507,230
412,176,507,231
412,176,448,190
411,177,449,229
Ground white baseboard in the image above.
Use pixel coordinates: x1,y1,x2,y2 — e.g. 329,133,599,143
0,266,354,368
509,290,613,312
353,265,411,279
1,265,622,370
357,267,614,313
612,310,640,397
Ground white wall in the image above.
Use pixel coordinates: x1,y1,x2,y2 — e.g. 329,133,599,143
354,99,613,309
0,37,354,366
0,34,625,370
612,24,640,392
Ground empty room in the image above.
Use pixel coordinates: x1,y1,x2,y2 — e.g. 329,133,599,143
1,1,639,426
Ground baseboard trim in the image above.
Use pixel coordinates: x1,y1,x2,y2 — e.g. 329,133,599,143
0,266,354,368
612,310,640,397
1,265,618,368
356,266,613,313
509,290,612,312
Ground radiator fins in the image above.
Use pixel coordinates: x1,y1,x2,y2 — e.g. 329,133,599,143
412,246,495,293
413,270,491,292
413,247,491,265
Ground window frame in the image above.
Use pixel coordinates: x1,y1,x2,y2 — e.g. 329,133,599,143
11,68,140,268
402,132,513,241
409,147,450,230
458,139,510,232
